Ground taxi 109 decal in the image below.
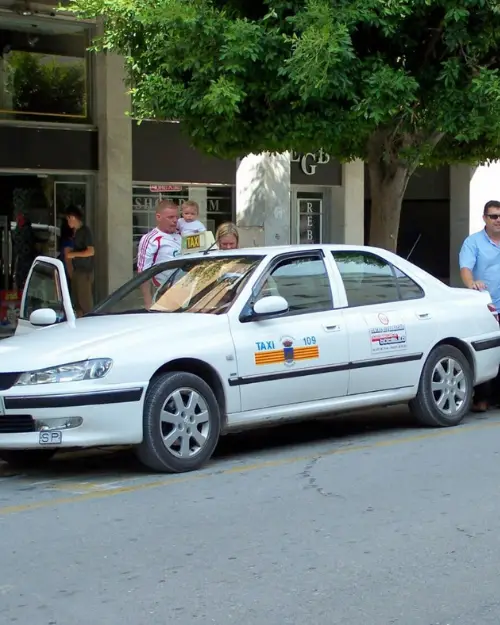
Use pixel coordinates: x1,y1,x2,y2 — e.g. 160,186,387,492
254,336,320,367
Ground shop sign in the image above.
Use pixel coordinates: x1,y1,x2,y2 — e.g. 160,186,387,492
291,150,330,176
208,199,232,214
133,196,157,212
149,185,183,192
299,199,322,243
133,196,187,212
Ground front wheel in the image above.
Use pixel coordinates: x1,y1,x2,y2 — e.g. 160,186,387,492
0,449,57,469
409,345,473,427
136,371,221,473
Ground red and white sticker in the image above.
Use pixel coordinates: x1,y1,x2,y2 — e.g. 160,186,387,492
369,324,407,353
149,185,183,192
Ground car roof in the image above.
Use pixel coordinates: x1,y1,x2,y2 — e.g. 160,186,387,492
187,243,402,260
183,243,445,288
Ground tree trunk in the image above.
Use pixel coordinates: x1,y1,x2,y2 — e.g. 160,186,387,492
367,158,411,253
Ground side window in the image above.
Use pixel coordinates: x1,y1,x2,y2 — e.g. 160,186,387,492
332,252,423,307
394,266,425,300
256,255,333,314
21,262,66,321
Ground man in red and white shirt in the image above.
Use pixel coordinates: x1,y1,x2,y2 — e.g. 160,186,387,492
137,200,181,308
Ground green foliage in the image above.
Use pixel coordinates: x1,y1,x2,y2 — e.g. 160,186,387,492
69,0,500,167
6,51,85,116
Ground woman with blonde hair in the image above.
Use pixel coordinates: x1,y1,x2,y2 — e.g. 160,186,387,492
216,222,239,250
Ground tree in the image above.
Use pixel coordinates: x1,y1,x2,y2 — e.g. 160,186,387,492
70,0,500,250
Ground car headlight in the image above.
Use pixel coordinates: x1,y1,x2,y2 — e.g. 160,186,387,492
15,359,113,386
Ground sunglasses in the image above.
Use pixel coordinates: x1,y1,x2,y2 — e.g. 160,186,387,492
486,214,500,220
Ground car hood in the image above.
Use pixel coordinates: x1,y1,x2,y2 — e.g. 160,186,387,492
0,313,225,372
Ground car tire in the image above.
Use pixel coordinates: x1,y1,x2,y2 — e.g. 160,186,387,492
409,344,473,427
0,449,56,469
136,371,221,473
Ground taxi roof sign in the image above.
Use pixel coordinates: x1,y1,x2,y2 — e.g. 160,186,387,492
181,230,216,254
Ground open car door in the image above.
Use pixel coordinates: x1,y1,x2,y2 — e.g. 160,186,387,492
15,256,76,336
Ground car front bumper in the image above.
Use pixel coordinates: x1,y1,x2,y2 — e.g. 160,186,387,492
0,384,145,450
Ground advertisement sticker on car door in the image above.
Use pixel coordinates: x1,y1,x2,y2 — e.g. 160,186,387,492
369,324,407,353
366,312,407,354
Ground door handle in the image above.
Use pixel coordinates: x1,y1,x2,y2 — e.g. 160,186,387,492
323,323,341,332
416,312,430,320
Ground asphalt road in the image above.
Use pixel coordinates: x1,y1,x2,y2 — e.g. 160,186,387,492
2,405,500,625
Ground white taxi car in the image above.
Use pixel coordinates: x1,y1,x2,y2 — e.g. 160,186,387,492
0,244,499,473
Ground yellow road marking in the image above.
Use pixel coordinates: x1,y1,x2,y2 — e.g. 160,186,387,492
1,419,499,517
51,482,112,493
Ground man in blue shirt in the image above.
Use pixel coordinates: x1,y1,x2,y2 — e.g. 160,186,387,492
459,199,500,411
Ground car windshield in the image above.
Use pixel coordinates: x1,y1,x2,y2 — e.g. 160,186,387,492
90,255,264,316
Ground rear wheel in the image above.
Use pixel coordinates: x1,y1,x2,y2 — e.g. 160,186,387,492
409,345,473,427
136,371,221,473
0,449,57,469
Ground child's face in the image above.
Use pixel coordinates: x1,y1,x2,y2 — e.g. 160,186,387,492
182,205,198,222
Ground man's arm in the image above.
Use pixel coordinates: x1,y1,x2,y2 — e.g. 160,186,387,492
137,234,156,309
63,246,73,277
459,238,485,290
460,267,479,288
140,282,153,309
68,247,94,259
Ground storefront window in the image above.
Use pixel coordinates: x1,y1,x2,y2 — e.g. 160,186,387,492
207,187,233,234
0,16,91,123
0,172,93,334
0,172,92,282
132,184,235,270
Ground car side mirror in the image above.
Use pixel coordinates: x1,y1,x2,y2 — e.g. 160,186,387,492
253,295,289,317
29,308,58,327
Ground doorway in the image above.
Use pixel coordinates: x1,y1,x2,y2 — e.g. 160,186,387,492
0,215,9,291
53,180,89,256
0,172,94,332
291,186,332,244
0,171,93,258
0,214,19,335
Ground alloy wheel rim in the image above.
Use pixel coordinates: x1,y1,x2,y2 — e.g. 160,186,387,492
160,387,210,458
431,357,467,416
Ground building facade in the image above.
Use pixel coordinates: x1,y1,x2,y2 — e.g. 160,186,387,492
0,1,497,327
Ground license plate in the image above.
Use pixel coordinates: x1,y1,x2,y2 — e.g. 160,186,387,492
39,431,62,445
